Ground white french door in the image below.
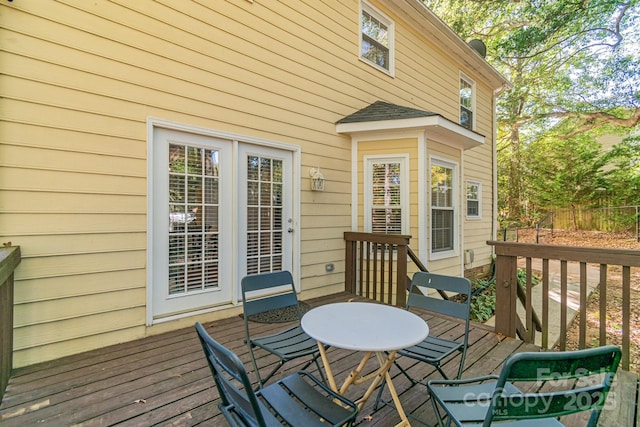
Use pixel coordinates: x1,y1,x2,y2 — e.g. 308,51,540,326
237,144,294,280
151,128,233,318
150,127,294,321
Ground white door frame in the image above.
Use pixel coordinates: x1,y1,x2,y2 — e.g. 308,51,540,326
146,118,301,325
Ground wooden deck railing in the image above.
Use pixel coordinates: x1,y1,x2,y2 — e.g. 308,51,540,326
344,232,412,307
488,240,640,371
1,246,21,402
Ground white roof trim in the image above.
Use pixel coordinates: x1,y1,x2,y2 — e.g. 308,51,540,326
336,115,484,150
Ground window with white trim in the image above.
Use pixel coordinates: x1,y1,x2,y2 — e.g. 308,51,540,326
431,160,457,254
365,156,407,234
460,75,475,130
360,1,394,75
466,180,481,218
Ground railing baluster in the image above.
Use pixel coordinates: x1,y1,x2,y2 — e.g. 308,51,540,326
599,264,607,346
525,257,533,343
387,244,394,306
360,242,374,297
579,262,587,349
559,260,568,351
623,265,631,370
542,258,549,349
373,243,384,299
359,241,364,295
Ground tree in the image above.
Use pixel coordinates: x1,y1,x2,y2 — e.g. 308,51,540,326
424,0,640,225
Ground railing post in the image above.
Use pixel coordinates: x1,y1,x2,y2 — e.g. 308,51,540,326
395,239,408,307
344,237,356,294
1,246,21,402
493,250,518,338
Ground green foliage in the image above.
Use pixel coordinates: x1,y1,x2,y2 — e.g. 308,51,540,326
423,0,640,225
469,278,496,323
468,268,538,323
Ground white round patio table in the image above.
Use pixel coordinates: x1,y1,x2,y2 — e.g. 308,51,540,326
301,302,429,426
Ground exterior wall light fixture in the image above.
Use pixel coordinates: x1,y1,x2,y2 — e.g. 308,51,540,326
310,168,325,191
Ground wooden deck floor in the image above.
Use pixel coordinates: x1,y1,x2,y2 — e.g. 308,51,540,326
1,292,637,426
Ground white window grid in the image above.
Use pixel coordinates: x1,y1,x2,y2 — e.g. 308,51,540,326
360,1,395,76
466,180,481,219
460,74,475,130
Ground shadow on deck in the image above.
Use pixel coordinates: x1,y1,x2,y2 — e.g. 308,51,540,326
1,292,637,426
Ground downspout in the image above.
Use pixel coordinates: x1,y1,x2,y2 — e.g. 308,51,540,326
492,91,498,243
492,83,509,243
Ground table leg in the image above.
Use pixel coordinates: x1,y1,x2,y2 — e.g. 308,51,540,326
377,352,410,427
316,341,338,393
340,351,373,395
353,350,395,411
316,345,411,426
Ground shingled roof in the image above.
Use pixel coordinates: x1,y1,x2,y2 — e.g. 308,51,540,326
336,101,438,124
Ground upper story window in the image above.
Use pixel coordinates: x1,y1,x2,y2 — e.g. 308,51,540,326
466,180,481,218
460,75,475,130
431,159,457,255
365,156,408,234
360,1,394,75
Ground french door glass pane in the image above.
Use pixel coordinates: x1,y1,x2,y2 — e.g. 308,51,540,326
168,143,220,295
246,156,284,275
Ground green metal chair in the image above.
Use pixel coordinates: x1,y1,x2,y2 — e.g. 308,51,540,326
427,345,622,427
374,272,472,412
397,272,473,382
195,322,359,427
241,271,325,389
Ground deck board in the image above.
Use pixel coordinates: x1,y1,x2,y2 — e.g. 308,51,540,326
1,292,636,426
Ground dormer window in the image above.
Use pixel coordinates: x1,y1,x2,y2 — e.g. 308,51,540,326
460,75,475,130
360,1,394,76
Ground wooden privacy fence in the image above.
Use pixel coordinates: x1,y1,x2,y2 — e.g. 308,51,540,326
344,232,412,307
1,246,21,402
488,240,640,371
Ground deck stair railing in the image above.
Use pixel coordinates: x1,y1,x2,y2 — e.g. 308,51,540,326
344,232,410,307
488,240,640,371
344,232,448,308
1,245,21,402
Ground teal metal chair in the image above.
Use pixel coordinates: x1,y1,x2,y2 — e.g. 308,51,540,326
195,322,359,427
427,345,622,427
241,271,325,389
374,272,472,410
397,272,473,382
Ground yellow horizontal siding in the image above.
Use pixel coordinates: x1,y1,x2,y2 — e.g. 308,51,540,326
14,323,146,368
0,213,145,236
14,288,146,327
13,307,146,350
0,142,145,177
3,233,145,260
0,122,145,157
0,191,146,215
0,167,145,195
1,0,501,367
15,251,145,281
14,270,146,303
